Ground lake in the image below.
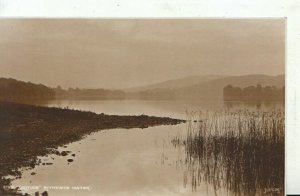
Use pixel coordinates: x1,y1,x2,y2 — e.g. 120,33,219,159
9,100,284,196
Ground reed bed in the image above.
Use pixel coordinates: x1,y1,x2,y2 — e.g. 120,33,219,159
173,109,284,196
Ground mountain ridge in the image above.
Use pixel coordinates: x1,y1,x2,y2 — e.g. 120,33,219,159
127,74,285,100
0,74,285,101
125,74,228,92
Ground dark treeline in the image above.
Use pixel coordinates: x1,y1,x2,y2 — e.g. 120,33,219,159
54,86,126,100
0,78,286,103
223,84,285,101
0,78,174,101
0,78,126,102
0,78,55,102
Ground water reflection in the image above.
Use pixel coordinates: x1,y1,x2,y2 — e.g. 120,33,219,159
38,99,284,119
223,101,284,110
9,100,284,195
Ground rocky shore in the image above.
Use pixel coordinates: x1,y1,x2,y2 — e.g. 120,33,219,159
0,102,185,195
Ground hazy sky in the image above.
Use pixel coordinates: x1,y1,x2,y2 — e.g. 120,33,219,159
0,19,285,89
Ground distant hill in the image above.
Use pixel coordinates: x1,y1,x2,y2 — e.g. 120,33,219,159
127,74,285,100
126,75,228,92
207,74,284,89
0,78,55,102
0,74,285,102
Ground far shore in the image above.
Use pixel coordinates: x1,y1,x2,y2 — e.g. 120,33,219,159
0,101,185,195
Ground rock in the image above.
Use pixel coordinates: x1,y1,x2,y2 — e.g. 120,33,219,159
71,154,75,157
67,159,73,162
31,172,36,175
41,191,48,196
60,151,70,156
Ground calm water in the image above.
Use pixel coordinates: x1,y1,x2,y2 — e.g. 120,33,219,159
10,100,283,195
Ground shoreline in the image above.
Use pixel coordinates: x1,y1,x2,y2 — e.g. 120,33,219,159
0,101,185,195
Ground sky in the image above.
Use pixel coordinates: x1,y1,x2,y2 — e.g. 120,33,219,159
0,19,285,89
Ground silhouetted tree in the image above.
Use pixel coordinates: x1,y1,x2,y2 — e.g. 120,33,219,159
223,84,285,101
0,78,55,102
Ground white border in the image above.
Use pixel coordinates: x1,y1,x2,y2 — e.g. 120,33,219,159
0,0,299,194
0,0,293,18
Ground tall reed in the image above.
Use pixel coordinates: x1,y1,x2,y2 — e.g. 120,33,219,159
174,109,284,195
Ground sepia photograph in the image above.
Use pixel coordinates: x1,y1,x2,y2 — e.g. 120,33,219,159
0,19,285,195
